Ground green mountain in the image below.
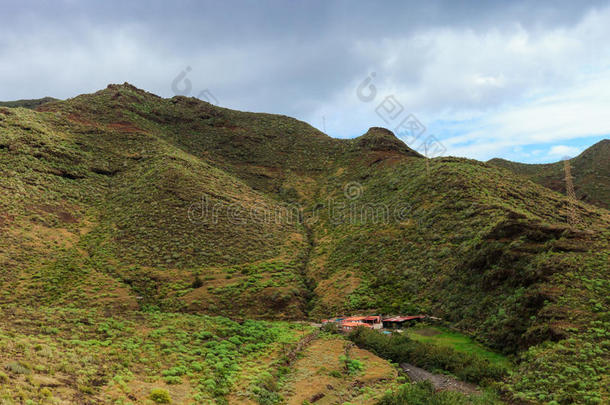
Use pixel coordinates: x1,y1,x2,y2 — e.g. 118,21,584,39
0,84,608,404
0,96,58,109
488,140,610,209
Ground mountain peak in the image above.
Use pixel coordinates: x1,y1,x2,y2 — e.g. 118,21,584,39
102,82,162,101
365,127,397,137
106,82,140,91
354,127,423,157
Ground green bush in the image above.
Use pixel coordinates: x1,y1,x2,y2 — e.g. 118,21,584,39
164,376,182,385
150,388,171,403
191,276,204,289
252,372,282,405
321,322,339,334
5,362,31,375
339,355,364,375
348,328,506,384
162,366,187,376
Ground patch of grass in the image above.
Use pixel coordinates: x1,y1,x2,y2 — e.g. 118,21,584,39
349,328,507,385
378,381,502,405
406,327,511,370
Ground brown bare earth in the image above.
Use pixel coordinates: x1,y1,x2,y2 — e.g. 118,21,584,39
103,378,193,404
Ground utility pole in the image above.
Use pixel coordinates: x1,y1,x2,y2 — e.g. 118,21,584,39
424,143,430,178
562,156,580,228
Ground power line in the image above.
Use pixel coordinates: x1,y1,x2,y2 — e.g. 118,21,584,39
562,157,581,228
424,143,430,178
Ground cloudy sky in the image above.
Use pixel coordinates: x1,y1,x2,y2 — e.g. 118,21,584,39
1,0,609,162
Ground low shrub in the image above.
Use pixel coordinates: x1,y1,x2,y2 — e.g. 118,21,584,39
150,388,171,403
191,276,204,289
339,355,364,375
321,322,339,334
252,372,282,405
348,328,507,384
164,375,182,385
378,382,501,404
5,361,31,375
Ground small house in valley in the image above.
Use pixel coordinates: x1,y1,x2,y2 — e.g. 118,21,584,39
341,322,373,332
322,314,428,332
381,315,426,329
362,316,382,327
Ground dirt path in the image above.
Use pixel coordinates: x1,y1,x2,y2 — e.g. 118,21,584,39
400,363,479,395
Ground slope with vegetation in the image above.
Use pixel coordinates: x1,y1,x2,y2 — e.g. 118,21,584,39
0,84,608,404
0,305,313,404
488,140,610,210
0,97,58,110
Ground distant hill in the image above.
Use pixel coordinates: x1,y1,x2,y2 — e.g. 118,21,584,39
0,96,58,109
0,83,608,404
488,140,610,209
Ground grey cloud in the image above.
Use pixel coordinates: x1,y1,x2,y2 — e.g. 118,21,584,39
1,0,609,162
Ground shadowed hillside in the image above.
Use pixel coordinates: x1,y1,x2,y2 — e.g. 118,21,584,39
489,140,610,209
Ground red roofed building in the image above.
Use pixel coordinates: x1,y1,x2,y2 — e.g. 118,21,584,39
342,316,368,322
382,315,426,329
363,315,381,324
341,322,373,332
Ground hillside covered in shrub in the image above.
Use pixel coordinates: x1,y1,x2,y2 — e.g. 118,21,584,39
0,84,608,403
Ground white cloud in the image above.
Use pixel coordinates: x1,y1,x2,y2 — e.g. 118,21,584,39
440,71,610,160
547,145,581,158
312,5,610,160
